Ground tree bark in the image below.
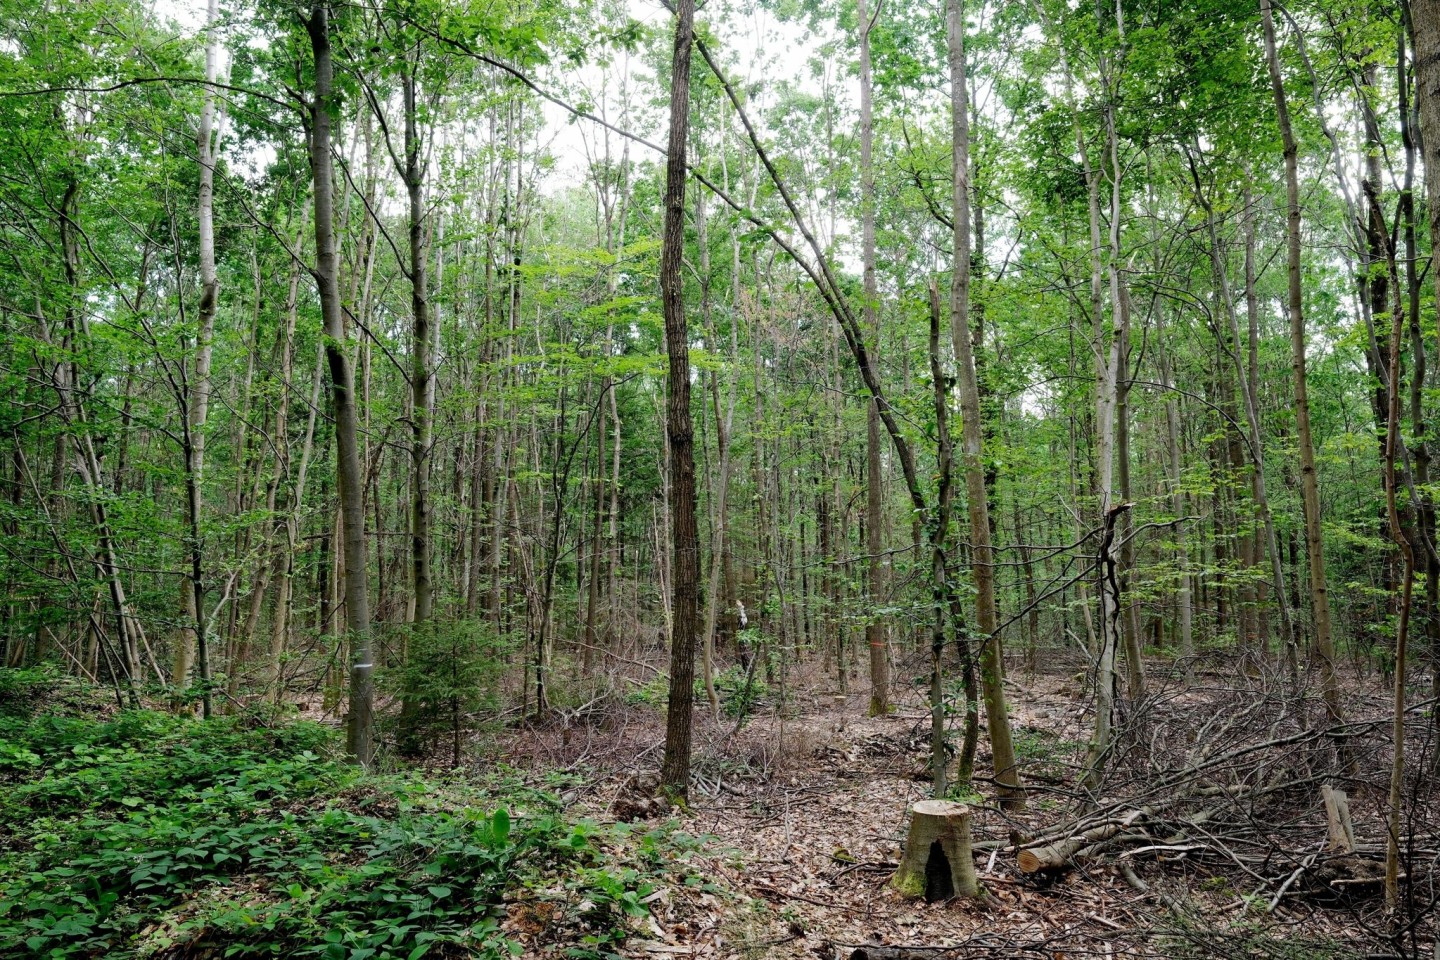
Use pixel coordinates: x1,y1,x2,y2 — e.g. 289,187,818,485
947,0,1021,808
1259,0,1342,724
891,800,978,900
1408,0,1440,752
1368,186,1414,911
404,58,435,629
176,0,221,716
858,0,890,718
658,0,700,802
306,1,374,766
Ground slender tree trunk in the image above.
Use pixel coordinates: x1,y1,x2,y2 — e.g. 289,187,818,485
1359,181,1414,909
857,0,890,717
658,0,700,801
927,282,981,797
307,1,374,766
1097,5,1146,705
695,188,729,717
948,0,1022,807
175,0,222,716
405,59,435,629
1080,107,1131,790
1408,0,1440,749
1115,329,1145,697
584,379,607,676
1260,0,1342,724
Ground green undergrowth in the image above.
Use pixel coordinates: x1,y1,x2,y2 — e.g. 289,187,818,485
625,664,769,718
0,672,696,960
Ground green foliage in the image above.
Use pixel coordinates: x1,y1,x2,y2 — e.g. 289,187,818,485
702,665,769,719
0,704,638,960
553,823,713,960
0,664,73,718
385,620,512,756
622,675,669,708
622,663,768,719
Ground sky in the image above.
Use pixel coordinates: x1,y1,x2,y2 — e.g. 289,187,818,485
154,0,837,186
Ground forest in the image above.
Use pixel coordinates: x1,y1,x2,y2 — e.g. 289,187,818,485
1,0,1439,955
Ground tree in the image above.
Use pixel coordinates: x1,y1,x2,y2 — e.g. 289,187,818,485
856,0,890,718
305,0,375,766
174,0,222,717
947,0,1021,807
1259,0,1342,726
658,0,700,802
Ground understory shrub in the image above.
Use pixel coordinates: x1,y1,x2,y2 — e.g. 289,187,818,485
384,620,511,759
0,697,594,959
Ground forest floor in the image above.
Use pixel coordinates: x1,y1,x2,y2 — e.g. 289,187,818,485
487,655,1438,960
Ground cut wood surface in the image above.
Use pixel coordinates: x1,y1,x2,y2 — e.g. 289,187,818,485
1017,807,1148,872
891,799,977,900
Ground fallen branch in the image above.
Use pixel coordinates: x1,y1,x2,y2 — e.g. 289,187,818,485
1018,808,1150,872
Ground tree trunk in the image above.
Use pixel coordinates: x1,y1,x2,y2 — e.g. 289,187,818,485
1259,0,1342,724
405,59,435,629
1079,49,1133,789
891,800,978,901
858,0,890,718
176,0,221,716
1408,0,1440,752
947,0,1021,808
1368,184,1414,912
658,0,700,802
307,1,374,766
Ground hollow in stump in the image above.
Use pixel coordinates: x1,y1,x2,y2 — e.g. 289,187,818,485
890,800,978,901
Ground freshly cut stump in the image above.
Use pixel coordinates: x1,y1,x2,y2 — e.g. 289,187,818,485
890,800,977,901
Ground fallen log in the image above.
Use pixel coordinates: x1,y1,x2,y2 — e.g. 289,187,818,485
1017,808,1149,872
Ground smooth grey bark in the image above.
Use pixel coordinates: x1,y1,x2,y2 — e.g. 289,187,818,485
947,0,1021,808
1259,0,1342,724
858,0,890,717
695,187,733,719
306,1,374,766
176,0,221,716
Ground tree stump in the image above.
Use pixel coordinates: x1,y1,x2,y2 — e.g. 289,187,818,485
1321,783,1354,853
890,800,978,901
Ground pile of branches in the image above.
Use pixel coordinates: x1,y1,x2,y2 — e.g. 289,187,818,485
1009,675,1440,918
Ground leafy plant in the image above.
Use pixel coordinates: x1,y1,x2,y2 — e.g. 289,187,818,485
384,620,513,761
0,707,623,960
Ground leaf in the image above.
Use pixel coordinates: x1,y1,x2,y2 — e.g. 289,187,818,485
426,885,452,899
492,807,511,844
